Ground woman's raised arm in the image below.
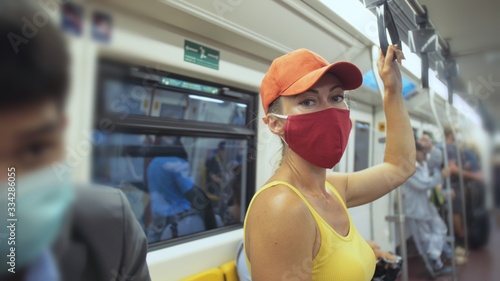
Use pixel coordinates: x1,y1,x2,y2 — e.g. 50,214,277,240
328,45,416,208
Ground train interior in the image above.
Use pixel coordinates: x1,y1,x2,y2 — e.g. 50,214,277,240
38,0,500,280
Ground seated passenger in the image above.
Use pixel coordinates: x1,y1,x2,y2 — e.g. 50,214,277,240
0,1,150,280
147,137,217,242
420,134,454,214
403,142,452,275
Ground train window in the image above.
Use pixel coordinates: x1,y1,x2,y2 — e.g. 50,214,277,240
92,134,248,243
354,121,371,172
103,80,153,117
92,59,257,248
150,89,247,126
99,64,248,127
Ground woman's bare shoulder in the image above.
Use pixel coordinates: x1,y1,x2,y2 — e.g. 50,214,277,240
248,183,311,219
245,184,316,262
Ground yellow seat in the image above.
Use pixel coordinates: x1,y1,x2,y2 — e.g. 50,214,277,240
220,261,239,281
180,268,224,281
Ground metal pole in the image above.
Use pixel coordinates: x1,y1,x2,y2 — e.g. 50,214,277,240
447,77,454,105
395,188,409,281
429,89,457,281
421,53,429,89
445,73,469,254
371,45,409,281
446,107,470,253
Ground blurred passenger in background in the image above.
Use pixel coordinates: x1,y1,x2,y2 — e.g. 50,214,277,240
495,146,500,211
0,1,150,280
462,141,481,173
146,137,217,242
444,127,483,251
403,142,453,274
420,134,442,173
420,134,454,215
456,138,490,250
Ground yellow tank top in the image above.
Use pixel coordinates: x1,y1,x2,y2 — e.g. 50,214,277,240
244,181,376,281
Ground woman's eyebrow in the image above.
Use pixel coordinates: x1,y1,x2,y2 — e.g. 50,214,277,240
302,89,319,95
292,91,315,100
296,85,343,98
329,85,343,92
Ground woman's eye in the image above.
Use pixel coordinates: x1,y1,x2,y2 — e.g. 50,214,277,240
300,99,315,106
331,95,344,103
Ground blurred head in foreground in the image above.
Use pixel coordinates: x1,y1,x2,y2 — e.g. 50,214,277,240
0,0,73,276
0,0,69,177
0,3,150,281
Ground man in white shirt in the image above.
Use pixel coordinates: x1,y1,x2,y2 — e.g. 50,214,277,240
403,142,452,275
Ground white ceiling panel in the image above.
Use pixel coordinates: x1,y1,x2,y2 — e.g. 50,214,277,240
160,0,361,62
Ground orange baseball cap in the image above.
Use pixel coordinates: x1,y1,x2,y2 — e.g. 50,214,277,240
260,48,363,113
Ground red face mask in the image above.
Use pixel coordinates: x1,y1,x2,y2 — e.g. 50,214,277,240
273,108,352,169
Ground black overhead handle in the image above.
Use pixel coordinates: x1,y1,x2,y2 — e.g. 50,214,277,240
376,1,401,60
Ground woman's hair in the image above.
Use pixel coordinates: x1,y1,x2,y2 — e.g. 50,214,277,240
267,97,287,166
268,97,282,114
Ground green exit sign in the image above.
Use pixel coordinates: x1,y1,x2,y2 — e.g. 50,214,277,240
184,40,220,70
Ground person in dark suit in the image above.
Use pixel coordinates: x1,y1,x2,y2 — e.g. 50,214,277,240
205,141,227,194
0,1,150,280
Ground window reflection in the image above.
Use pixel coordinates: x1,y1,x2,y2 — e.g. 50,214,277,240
103,80,152,117
102,81,248,127
93,134,247,244
95,60,257,246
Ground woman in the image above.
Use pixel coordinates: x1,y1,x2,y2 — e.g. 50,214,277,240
236,240,398,281
243,46,415,281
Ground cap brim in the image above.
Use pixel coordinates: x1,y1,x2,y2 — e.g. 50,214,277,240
281,61,362,96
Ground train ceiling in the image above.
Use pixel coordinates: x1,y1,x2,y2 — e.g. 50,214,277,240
102,0,498,132
420,0,500,132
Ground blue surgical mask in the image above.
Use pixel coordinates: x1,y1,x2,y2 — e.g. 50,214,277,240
0,166,75,273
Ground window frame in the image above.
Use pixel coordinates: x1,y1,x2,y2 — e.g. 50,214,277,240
92,58,258,250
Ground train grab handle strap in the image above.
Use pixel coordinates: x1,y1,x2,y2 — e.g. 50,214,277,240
376,1,401,60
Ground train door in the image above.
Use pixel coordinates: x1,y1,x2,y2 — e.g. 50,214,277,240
345,103,374,240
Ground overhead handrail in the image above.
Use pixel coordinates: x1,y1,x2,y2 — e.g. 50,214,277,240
365,0,402,60
376,1,401,60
